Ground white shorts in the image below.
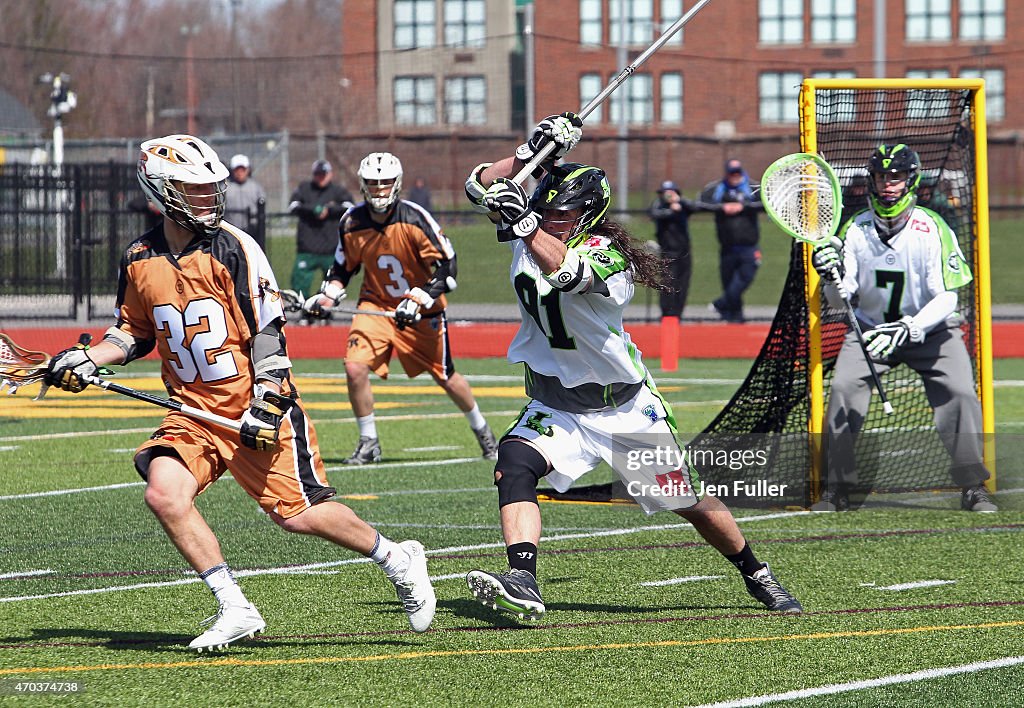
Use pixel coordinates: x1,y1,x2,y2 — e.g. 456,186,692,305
505,385,701,514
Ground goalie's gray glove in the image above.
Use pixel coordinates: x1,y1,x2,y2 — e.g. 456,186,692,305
516,112,583,169
483,178,540,242
44,342,98,393
240,385,295,452
394,288,431,330
863,316,925,359
302,280,345,319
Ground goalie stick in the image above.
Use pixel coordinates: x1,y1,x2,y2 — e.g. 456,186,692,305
760,152,895,415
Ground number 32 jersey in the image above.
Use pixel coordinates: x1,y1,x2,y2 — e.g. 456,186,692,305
111,221,287,416
837,207,973,327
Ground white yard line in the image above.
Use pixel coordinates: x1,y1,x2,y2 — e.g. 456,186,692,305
325,457,480,473
690,655,1024,708
0,569,54,580
640,575,725,587
403,445,462,452
0,511,804,603
874,579,956,591
0,481,145,501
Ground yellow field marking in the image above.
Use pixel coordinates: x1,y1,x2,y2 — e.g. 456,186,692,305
338,494,379,500
0,399,422,419
4,619,1022,676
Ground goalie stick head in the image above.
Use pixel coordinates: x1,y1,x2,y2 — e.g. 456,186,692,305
760,152,842,245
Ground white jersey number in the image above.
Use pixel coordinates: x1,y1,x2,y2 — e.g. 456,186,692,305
153,299,239,383
514,273,576,350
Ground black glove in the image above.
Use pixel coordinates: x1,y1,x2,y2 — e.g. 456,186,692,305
394,298,422,330
239,386,295,452
483,178,539,241
44,342,98,393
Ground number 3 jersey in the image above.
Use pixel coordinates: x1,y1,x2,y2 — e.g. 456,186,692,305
838,207,973,327
507,235,650,410
110,221,287,416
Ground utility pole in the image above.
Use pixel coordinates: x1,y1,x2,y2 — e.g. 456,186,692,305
39,72,76,167
229,0,242,134
181,25,200,135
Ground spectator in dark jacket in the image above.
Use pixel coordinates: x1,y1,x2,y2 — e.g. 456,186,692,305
701,158,764,323
288,159,355,302
648,180,699,319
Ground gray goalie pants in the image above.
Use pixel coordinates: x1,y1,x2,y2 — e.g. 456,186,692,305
823,325,990,490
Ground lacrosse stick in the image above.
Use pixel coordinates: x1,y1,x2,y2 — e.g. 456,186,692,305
0,332,50,396
512,0,714,185
333,306,420,322
761,152,894,415
80,373,243,432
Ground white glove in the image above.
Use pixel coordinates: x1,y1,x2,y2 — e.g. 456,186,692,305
516,112,583,166
44,343,98,393
863,316,924,359
404,287,435,310
483,178,539,240
302,280,345,318
811,236,848,299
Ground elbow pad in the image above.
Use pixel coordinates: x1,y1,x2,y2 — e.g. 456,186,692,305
543,248,594,294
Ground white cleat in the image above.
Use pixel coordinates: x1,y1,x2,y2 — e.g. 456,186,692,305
391,540,437,633
187,602,266,653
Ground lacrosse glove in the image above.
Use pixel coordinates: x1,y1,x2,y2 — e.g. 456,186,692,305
44,342,98,393
395,287,432,330
483,178,540,242
811,237,845,280
240,385,295,452
863,316,925,359
302,280,345,319
516,112,583,169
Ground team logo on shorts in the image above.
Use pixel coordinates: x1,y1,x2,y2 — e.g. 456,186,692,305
525,411,554,437
642,403,659,423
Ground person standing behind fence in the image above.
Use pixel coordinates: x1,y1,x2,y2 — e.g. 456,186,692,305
288,160,354,320
407,177,432,212
648,180,699,320
702,158,764,323
224,154,266,235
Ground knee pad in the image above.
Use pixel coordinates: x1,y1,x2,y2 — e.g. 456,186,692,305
494,440,547,508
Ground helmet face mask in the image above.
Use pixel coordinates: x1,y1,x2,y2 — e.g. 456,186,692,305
867,144,921,237
358,152,403,213
137,135,228,237
531,163,611,245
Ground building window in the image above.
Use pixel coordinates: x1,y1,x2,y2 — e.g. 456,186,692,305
760,0,803,45
811,70,856,122
660,0,683,45
961,68,1005,121
960,0,1005,41
609,72,653,125
610,0,653,45
758,72,801,123
580,73,604,123
395,0,436,49
444,0,486,47
394,76,436,125
660,72,683,124
580,0,602,45
905,69,951,120
811,0,855,43
905,0,951,41
444,76,486,125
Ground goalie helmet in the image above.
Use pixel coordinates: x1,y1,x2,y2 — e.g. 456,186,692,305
358,152,403,213
867,143,922,238
531,163,611,245
137,134,229,237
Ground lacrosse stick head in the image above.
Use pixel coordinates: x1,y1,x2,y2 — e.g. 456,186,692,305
760,152,843,245
0,333,50,395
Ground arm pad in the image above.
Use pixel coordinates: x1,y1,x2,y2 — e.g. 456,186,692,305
424,256,458,300
102,326,150,364
251,320,291,386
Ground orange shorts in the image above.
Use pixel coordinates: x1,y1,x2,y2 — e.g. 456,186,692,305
134,402,335,519
344,307,455,380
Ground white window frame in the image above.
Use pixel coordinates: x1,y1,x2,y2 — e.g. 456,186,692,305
444,75,487,125
394,0,436,49
758,71,801,124
759,0,803,45
395,75,437,125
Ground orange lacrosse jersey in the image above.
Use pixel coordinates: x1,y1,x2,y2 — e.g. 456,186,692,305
111,221,288,417
336,200,456,314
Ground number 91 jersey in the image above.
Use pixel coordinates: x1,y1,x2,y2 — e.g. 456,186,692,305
838,207,973,327
112,222,287,416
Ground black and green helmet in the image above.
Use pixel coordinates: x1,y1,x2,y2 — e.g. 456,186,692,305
867,143,922,237
531,163,611,245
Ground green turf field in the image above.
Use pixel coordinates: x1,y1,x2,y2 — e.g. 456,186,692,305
1,358,1023,706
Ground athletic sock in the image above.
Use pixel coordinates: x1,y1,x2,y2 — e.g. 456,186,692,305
200,562,248,606
370,532,409,579
506,542,538,578
464,404,487,432
724,543,763,577
357,414,377,439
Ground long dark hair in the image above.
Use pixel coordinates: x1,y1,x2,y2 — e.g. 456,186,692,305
593,219,671,291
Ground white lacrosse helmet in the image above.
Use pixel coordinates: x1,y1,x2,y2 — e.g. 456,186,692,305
137,134,229,236
358,152,403,213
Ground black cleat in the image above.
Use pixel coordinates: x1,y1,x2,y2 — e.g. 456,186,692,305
743,563,803,613
466,568,545,620
474,426,499,461
344,436,382,465
961,484,998,512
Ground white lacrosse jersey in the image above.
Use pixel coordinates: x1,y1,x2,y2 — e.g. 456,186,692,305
837,207,972,327
506,235,647,388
